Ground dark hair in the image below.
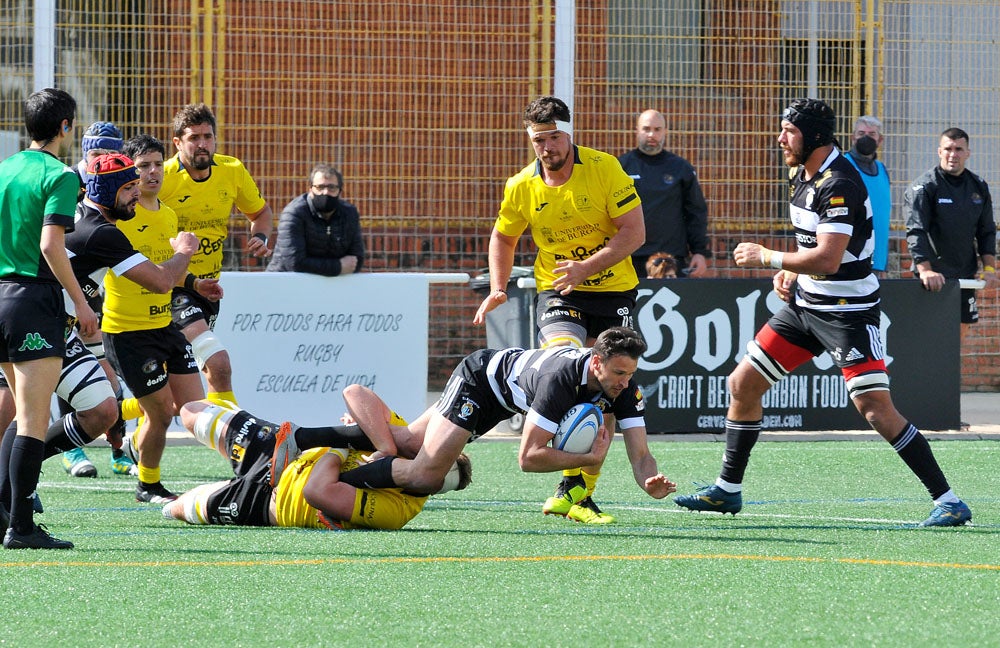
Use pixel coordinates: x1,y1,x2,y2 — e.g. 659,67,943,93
646,252,679,279
309,163,344,190
941,127,969,145
592,326,647,361
172,103,217,138
523,96,571,128
122,133,166,159
24,88,76,143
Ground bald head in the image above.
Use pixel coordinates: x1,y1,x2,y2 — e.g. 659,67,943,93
636,110,666,155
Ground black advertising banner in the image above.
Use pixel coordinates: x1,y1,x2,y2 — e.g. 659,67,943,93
635,279,960,432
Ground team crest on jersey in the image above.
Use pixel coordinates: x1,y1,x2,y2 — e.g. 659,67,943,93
458,399,476,420
972,192,983,205
660,173,676,186
574,194,591,211
142,359,159,374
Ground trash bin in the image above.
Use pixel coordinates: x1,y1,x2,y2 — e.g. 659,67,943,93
469,266,536,351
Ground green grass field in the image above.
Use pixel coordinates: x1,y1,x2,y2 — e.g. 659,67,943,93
2,437,997,647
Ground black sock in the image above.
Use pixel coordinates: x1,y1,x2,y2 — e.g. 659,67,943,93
295,424,375,451
43,412,89,458
0,421,16,507
8,435,44,534
891,423,950,499
719,418,761,485
338,456,397,489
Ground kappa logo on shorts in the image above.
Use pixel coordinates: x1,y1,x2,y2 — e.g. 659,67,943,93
17,332,53,352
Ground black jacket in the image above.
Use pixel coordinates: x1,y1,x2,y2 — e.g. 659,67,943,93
267,193,365,276
904,166,995,278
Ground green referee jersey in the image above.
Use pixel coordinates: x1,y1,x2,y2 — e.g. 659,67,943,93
0,149,79,278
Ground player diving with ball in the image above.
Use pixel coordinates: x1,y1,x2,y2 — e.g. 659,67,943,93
270,327,676,524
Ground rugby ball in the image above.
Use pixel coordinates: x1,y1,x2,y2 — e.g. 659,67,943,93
552,403,603,454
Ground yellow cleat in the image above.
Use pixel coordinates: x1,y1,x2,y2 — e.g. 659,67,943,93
542,474,587,517
567,497,616,524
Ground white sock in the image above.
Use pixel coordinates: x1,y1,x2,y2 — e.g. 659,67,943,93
715,478,742,493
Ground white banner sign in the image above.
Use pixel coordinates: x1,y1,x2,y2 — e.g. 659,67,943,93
215,272,430,426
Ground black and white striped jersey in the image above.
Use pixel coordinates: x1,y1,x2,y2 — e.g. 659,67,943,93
486,345,646,434
788,148,879,311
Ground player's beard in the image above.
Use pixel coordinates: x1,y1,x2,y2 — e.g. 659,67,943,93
188,150,213,171
782,141,806,166
109,200,138,221
540,153,567,172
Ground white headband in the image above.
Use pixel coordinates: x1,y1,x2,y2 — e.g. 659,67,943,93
526,120,573,139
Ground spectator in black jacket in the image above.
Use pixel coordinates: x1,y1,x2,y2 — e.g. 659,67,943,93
268,164,365,276
904,127,996,342
619,110,710,278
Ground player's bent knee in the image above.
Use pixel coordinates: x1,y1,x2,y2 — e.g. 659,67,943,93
78,397,120,440
191,330,227,370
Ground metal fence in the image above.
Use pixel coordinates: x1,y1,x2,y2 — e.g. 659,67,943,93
1,0,997,388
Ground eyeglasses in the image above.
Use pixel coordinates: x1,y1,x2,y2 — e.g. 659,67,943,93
312,184,341,192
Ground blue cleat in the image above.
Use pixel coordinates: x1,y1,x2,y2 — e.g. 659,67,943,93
674,483,742,515
920,501,972,527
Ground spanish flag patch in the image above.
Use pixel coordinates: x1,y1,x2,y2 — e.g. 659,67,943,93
830,196,845,205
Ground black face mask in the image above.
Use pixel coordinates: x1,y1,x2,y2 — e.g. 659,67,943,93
311,194,337,213
853,135,878,157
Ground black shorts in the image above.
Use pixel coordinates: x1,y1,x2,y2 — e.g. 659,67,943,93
202,409,280,526
202,478,273,526
172,287,221,331
763,302,886,373
435,349,516,441
535,289,636,343
960,288,978,324
103,325,198,398
0,281,66,363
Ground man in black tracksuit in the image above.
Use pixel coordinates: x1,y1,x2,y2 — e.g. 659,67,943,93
904,127,996,341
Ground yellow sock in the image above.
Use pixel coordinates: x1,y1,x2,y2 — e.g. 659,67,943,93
562,467,582,478
138,464,161,485
121,397,143,420
582,470,600,498
207,390,238,408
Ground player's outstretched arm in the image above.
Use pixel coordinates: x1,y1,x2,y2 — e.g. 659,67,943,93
622,427,676,499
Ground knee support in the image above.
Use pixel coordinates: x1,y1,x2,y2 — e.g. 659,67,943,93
191,330,227,370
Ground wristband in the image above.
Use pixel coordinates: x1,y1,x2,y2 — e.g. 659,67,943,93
770,251,784,270
761,248,772,268
984,265,995,274
184,273,197,290
252,232,268,246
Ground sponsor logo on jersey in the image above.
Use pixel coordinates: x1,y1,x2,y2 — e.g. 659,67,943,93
535,202,549,211
149,303,171,316
178,195,192,203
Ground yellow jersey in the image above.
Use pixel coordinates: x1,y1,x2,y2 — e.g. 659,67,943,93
160,153,266,278
102,202,178,333
274,445,428,531
495,145,641,293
